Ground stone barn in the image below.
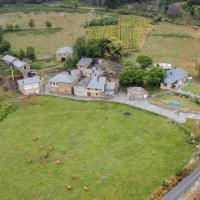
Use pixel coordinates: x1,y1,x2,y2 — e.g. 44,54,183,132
127,87,149,100
56,47,73,62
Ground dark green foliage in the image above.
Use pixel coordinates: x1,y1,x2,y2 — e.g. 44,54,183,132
145,67,165,86
0,40,11,53
119,63,145,86
192,98,200,105
19,49,25,60
28,19,34,28
137,55,153,69
64,55,79,69
0,103,17,122
26,46,36,60
89,16,118,26
45,20,52,28
73,36,87,58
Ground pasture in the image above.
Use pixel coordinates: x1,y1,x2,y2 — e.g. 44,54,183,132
0,12,95,59
0,96,194,200
124,22,200,75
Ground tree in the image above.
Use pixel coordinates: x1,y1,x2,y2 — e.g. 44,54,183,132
145,67,165,87
73,37,87,58
28,19,35,28
196,64,200,77
119,63,145,86
106,40,123,61
0,40,11,53
26,46,36,60
19,49,25,60
45,20,52,28
64,55,79,69
136,55,153,69
86,39,105,58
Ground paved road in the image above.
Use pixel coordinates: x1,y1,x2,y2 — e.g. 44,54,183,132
162,167,200,200
42,89,200,123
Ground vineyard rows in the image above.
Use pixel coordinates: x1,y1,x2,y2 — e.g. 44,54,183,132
86,14,152,50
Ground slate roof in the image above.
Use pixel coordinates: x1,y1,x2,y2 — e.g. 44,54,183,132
48,71,78,84
77,57,93,67
12,60,27,68
163,67,188,84
2,55,16,64
105,82,116,90
17,76,43,86
56,47,73,54
75,77,91,87
127,87,148,95
87,76,106,90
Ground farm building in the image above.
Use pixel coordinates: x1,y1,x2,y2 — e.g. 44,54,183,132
105,81,118,97
160,67,188,89
12,60,30,78
70,69,81,79
48,71,79,95
81,67,104,78
17,76,44,95
56,47,73,62
77,57,93,69
74,77,91,97
127,87,149,100
86,76,106,97
2,55,16,65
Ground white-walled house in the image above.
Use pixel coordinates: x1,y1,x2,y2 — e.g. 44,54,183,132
17,76,44,95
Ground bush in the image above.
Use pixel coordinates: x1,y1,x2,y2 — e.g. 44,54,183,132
89,16,118,26
45,20,52,28
0,40,11,53
26,46,36,60
64,55,79,69
136,55,153,69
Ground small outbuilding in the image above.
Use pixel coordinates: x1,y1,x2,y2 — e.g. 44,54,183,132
56,47,73,62
17,76,44,95
2,55,16,65
12,60,30,78
127,87,149,100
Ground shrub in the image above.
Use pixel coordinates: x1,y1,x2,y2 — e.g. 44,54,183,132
28,19,35,28
136,55,153,69
0,40,11,53
89,16,118,26
26,46,36,60
45,20,52,28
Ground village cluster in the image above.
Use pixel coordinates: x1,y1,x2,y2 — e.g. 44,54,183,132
1,46,190,100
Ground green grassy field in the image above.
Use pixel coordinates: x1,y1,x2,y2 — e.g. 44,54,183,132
0,96,194,200
123,22,200,75
183,81,200,95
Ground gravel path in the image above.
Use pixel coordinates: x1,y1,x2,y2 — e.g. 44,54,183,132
112,93,200,123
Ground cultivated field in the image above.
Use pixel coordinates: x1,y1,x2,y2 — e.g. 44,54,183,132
0,12,95,59
86,14,152,50
124,22,200,75
0,96,194,200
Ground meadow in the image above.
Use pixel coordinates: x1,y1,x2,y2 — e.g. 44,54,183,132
86,14,152,50
123,22,200,75
0,12,95,59
0,96,194,200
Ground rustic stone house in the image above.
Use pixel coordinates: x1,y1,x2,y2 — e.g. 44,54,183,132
48,71,79,95
74,77,91,97
105,81,118,97
12,60,30,78
127,87,149,100
2,55,16,65
81,67,104,78
56,47,73,62
17,76,44,95
86,76,106,97
160,67,188,89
